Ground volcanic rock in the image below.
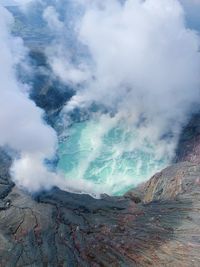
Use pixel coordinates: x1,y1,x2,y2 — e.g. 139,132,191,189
175,114,200,164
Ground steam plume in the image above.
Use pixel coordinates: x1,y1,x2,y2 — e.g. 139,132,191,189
0,0,200,195
42,0,200,194
44,0,200,151
0,5,61,192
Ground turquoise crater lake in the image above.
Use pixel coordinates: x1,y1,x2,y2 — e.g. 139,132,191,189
57,115,171,196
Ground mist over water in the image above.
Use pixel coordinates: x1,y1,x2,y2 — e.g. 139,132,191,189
1,0,200,196
57,113,172,195
53,0,200,195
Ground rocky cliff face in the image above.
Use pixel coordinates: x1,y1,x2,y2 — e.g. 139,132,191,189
175,114,200,164
0,139,200,266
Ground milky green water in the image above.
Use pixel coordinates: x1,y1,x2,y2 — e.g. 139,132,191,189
57,116,170,196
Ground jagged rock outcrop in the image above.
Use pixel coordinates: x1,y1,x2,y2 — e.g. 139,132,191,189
0,147,200,266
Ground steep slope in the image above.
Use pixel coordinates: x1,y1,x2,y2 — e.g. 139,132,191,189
175,114,200,164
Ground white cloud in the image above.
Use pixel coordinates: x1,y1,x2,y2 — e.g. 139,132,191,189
0,0,33,6
38,0,200,194
0,5,62,192
1,0,200,195
47,0,200,136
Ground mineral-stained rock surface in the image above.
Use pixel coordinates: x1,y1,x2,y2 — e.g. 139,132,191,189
175,114,200,164
0,147,200,267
